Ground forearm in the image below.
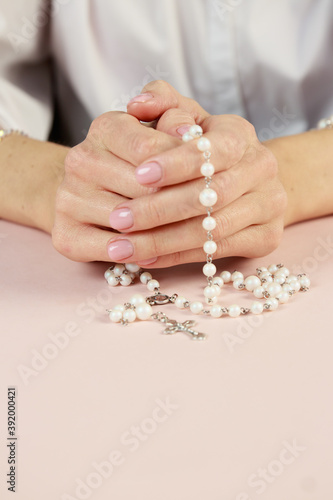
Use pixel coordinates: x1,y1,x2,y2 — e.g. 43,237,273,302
0,135,69,233
264,129,333,226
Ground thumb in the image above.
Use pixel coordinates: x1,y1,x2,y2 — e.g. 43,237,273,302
127,80,210,123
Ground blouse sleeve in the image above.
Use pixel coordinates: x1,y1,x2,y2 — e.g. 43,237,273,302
0,0,53,140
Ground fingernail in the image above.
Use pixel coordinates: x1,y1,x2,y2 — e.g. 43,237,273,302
128,93,153,105
176,125,191,136
137,257,158,265
107,239,134,261
109,208,133,230
135,162,162,184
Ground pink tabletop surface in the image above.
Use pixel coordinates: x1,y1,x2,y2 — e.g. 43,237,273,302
1,216,333,500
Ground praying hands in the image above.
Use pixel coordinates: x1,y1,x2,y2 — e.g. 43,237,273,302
51,81,332,266
1,80,333,267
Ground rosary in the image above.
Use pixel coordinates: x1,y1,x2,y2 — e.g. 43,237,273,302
105,125,310,340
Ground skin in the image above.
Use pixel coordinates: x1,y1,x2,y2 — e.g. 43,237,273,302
0,80,332,267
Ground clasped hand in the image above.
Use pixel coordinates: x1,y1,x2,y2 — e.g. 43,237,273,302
52,81,287,267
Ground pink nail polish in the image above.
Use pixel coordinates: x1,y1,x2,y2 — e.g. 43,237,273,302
109,208,133,230
135,162,162,184
176,125,191,136
107,239,134,261
128,93,153,105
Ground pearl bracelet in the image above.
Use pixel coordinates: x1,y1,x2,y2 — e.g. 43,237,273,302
0,129,28,143
105,125,310,340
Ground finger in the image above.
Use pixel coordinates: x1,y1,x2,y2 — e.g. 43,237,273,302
55,183,127,229
126,80,210,123
138,221,284,269
109,158,275,233
65,143,159,199
52,220,119,262
107,191,282,263
89,111,181,167
134,115,262,187
155,108,196,138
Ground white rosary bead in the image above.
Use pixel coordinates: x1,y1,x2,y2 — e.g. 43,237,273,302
256,267,268,275
175,296,188,309
228,304,241,317
268,264,279,274
203,240,217,254
206,296,218,304
109,310,123,323
203,263,217,277
282,284,292,293
125,263,141,273
244,275,261,292
299,276,311,288
113,264,126,276
197,137,211,152
220,271,231,283
114,304,125,312
147,279,160,291
233,278,244,290
199,188,218,207
286,274,298,283
120,274,132,286
182,131,195,142
202,216,217,231
106,272,118,286
261,275,273,284
210,305,223,318
266,282,282,298
273,274,286,285
212,276,224,288
278,267,290,277
140,272,152,284
253,286,265,299
265,298,279,311
104,268,114,280
135,303,153,320
129,294,146,306
250,301,264,315
231,271,244,282
200,162,215,177
260,271,272,280
204,285,219,298
276,292,289,304
289,280,301,292
189,124,203,137
190,301,204,314
123,309,137,323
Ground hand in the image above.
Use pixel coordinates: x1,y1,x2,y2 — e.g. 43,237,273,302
106,81,287,267
52,111,181,262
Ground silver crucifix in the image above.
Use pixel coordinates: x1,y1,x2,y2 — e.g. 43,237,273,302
162,319,206,341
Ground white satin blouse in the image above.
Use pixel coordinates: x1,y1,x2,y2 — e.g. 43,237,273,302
0,0,332,145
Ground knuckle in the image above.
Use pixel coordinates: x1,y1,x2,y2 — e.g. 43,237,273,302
146,231,160,258
52,224,72,259
52,223,87,262
131,130,159,157
264,149,279,179
213,172,233,205
168,251,182,267
262,223,284,254
54,188,70,216
214,211,232,241
146,196,165,227
64,146,84,175
89,112,112,135
217,237,232,257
